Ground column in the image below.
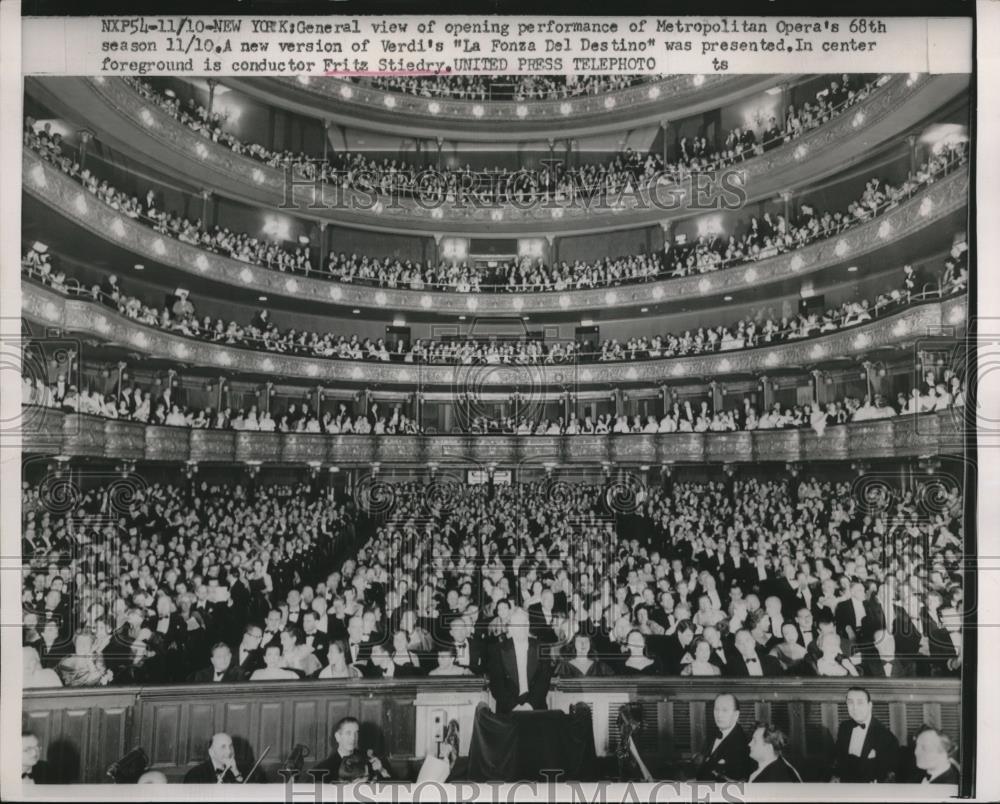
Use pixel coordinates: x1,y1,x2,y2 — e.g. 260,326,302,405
613,389,623,417
709,380,723,414
660,384,669,416
200,189,212,226
659,220,673,253
78,129,93,171
263,382,273,414
759,376,773,410
315,385,323,414
318,222,328,271
436,137,444,170
546,235,556,265
116,361,127,403
811,369,827,406
780,82,791,121
906,134,918,176
563,391,571,423
548,137,555,163
323,120,331,163
660,120,668,163
207,79,218,117
217,375,227,411
781,189,793,222
414,393,423,429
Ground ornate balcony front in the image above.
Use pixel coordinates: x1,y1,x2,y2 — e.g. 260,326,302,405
237,74,782,139
22,148,969,315
28,73,969,235
22,408,966,464
21,279,968,388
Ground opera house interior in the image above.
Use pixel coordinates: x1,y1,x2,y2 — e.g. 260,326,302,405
19,70,970,787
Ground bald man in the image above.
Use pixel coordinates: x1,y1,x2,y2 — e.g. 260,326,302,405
183,732,267,783
486,607,551,714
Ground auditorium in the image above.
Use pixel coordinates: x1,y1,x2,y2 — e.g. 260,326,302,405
18,70,969,789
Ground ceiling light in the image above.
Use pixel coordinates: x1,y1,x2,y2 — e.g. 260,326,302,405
847,266,858,273
640,307,649,313
352,308,360,314
258,295,268,301
723,295,733,301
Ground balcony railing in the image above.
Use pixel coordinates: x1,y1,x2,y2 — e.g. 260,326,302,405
21,279,968,387
22,147,969,315
273,73,758,122
21,407,965,464
62,73,964,233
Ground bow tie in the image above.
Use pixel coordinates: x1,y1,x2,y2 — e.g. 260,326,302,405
853,722,867,731
746,657,758,664
215,767,226,777
21,772,31,779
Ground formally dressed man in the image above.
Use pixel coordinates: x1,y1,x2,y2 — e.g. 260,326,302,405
696,693,752,782
862,630,914,678
836,582,875,644
487,608,551,714
190,643,244,683
913,727,960,784
747,724,803,782
248,644,300,681
527,589,559,649
725,629,782,677
312,717,391,781
183,732,267,783
832,688,899,782
301,612,330,666
230,625,265,678
21,732,53,785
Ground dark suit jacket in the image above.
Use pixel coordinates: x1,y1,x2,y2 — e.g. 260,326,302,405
527,604,559,647
836,599,873,639
488,638,551,714
751,757,802,782
189,666,245,683
183,759,267,783
697,724,752,782
302,631,330,663
861,656,914,678
923,765,960,784
833,716,899,782
229,645,264,677
723,649,782,678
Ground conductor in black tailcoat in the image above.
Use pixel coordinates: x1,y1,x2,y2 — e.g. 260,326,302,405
487,608,551,714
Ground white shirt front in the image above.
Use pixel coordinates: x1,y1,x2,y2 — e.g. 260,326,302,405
847,717,871,757
743,654,763,676
513,639,529,696
712,724,736,754
851,599,866,625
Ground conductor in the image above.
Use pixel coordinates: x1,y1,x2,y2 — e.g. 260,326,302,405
487,607,552,714
183,732,268,783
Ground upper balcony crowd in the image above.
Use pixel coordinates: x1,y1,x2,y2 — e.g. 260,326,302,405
21,475,962,691
23,110,968,293
123,74,883,206
361,73,649,101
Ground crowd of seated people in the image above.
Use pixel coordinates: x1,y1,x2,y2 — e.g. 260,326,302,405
25,105,966,293
120,74,884,206
20,473,963,691
20,242,967,375
364,73,649,101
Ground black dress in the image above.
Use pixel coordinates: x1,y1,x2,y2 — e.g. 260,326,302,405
553,658,615,678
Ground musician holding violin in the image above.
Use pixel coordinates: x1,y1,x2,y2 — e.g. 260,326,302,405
183,732,268,784
312,717,392,782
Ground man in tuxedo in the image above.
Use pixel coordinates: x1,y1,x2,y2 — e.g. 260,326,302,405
725,629,782,677
662,620,696,674
831,688,899,782
183,732,267,783
301,612,330,666
487,608,551,714
695,694,752,782
913,727,960,785
862,630,914,678
346,615,374,669
261,609,284,650
449,617,485,675
230,625,264,678
747,724,803,782
527,589,559,650
21,732,53,785
190,643,244,683
836,582,875,645
312,717,392,781
921,593,958,676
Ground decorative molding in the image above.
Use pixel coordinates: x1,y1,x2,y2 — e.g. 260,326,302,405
21,279,968,388
22,148,968,315
23,408,966,465
61,73,965,234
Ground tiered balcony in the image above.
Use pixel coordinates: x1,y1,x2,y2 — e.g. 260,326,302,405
22,148,969,315
27,74,968,235
21,278,968,388
21,406,965,465
235,74,782,137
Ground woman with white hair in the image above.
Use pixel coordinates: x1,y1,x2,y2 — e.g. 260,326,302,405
23,646,62,689
815,632,859,677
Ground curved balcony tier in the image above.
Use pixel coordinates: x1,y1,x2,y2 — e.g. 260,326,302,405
22,280,967,388
22,148,969,316
21,407,964,464
232,74,783,140
28,74,968,235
